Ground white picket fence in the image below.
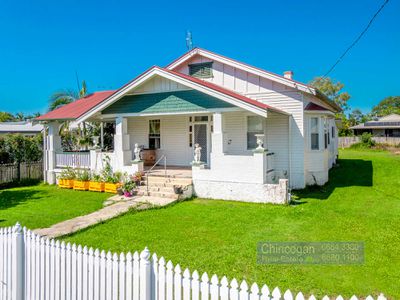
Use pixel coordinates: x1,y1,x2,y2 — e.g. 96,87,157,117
0,224,388,300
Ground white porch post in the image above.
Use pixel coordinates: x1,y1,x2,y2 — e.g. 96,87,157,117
100,122,104,150
47,122,61,184
114,116,132,170
211,112,225,156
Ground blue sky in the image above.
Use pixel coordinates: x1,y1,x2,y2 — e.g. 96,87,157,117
0,0,398,115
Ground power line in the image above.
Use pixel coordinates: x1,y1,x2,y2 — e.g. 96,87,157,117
323,0,390,77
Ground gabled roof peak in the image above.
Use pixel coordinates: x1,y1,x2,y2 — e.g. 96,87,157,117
166,47,341,112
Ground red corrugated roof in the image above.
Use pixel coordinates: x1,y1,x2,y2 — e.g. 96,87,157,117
36,64,288,122
305,102,330,111
36,91,115,121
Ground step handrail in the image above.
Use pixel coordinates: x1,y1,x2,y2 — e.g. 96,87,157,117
145,154,167,194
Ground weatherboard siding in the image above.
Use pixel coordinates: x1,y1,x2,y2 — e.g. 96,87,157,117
174,54,293,95
102,90,234,115
248,91,305,188
127,115,191,166
133,75,190,94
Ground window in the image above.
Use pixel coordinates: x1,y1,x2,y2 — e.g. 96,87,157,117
194,116,208,122
189,125,193,147
188,62,213,78
247,116,264,149
332,126,335,138
324,119,329,149
310,117,319,150
149,120,160,149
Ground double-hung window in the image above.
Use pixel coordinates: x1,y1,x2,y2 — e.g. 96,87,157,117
310,117,319,150
324,119,329,149
149,120,160,149
247,116,264,150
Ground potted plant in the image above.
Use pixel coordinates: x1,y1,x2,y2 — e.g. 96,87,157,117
121,180,137,198
104,171,123,194
58,167,76,189
131,171,145,186
89,173,105,192
73,169,91,191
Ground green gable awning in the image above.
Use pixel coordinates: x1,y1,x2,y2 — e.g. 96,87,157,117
101,90,235,115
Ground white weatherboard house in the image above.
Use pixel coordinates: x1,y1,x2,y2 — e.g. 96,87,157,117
36,48,341,204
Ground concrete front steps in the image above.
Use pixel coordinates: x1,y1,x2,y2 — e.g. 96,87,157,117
137,176,193,200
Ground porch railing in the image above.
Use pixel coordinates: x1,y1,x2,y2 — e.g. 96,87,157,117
55,151,90,169
145,154,167,194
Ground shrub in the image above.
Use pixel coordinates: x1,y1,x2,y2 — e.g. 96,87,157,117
91,173,103,182
76,169,91,181
360,132,376,147
121,180,136,194
2,134,42,164
58,167,76,180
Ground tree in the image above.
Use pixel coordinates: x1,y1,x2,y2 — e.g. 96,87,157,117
309,77,351,112
49,89,79,111
49,80,88,111
14,112,25,121
371,96,400,117
348,109,371,126
0,112,15,122
49,81,93,150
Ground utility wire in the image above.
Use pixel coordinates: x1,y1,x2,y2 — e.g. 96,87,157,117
323,0,390,77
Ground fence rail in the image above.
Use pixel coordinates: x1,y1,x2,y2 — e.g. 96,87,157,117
55,152,90,169
339,136,400,148
0,224,387,300
0,162,43,184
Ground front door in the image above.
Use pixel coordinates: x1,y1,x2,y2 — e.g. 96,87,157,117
193,123,208,164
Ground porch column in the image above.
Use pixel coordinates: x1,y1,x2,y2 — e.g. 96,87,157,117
211,112,225,156
114,116,132,170
47,122,61,184
100,122,104,149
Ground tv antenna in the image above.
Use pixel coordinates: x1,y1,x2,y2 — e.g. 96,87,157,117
186,31,193,50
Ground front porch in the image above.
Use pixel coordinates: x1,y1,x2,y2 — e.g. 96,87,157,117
41,68,293,203
45,109,289,204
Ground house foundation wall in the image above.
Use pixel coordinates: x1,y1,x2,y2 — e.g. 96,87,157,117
305,170,329,186
193,179,289,204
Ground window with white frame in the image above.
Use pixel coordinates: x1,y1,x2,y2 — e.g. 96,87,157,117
324,119,329,149
247,116,264,150
310,117,319,150
149,119,160,149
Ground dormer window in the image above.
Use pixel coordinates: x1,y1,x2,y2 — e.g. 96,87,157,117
188,62,213,78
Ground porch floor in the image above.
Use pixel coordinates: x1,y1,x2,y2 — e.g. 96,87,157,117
144,165,192,178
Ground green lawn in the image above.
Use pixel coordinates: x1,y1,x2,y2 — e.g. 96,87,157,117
63,150,398,298
0,184,109,229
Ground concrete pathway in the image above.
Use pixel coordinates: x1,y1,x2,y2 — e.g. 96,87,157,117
34,196,177,238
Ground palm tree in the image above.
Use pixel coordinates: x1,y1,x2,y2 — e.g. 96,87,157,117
48,81,92,150
49,90,78,111
15,112,25,121
48,81,88,111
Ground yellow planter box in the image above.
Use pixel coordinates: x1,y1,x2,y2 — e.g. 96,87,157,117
73,180,90,191
58,179,74,189
89,181,105,192
104,183,121,194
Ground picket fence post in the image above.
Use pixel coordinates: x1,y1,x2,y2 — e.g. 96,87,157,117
12,222,24,300
140,247,152,300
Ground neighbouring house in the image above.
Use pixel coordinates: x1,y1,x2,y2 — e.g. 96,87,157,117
0,121,44,136
36,48,341,204
350,114,400,137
